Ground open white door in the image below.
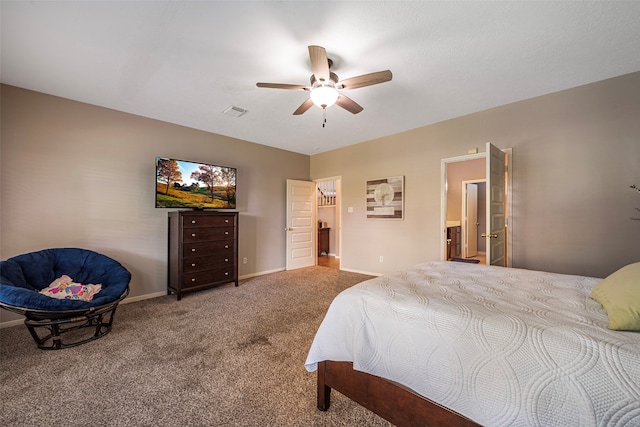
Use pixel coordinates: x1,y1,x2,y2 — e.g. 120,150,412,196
484,142,506,266
286,179,316,270
464,183,478,258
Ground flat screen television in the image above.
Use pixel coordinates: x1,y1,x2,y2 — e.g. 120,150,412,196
156,157,236,209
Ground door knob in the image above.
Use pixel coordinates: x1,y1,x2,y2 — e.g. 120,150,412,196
481,233,498,238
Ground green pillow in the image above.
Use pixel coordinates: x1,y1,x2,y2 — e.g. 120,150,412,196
590,262,640,331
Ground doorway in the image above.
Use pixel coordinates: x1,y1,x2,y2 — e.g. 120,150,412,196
462,180,486,263
440,144,512,266
316,177,341,269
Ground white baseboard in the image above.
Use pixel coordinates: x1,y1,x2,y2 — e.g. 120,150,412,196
239,267,285,280
0,318,23,329
339,267,383,277
121,291,167,305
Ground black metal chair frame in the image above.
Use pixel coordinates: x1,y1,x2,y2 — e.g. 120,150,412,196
0,287,129,350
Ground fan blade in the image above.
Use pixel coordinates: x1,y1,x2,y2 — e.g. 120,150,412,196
308,45,330,82
293,98,314,115
338,70,392,90
336,94,363,114
256,82,308,90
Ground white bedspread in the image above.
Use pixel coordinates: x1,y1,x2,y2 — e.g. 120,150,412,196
305,261,640,426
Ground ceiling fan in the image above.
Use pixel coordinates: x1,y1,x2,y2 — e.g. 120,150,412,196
256,45,392,121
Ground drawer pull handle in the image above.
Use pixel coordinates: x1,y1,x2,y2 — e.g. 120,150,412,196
191,220,196,224
225,219,229,223
225,272,229,276
225,258,229,262
225,231,229,235
191,278,196,282
191,233,196,237
192,249,196,252
191,263,196,267
224,245,229,249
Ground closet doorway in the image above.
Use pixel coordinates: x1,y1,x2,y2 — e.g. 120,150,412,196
316,177,341,269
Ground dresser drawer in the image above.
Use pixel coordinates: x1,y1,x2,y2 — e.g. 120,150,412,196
182,240,234,258
183,226,235,242
182,267,236,289
183,215,236,228
183,254,234,273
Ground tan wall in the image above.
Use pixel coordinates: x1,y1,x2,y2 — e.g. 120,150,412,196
1,85,309,323
311,72,640,277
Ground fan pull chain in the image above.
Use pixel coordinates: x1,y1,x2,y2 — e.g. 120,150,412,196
322,108,327,128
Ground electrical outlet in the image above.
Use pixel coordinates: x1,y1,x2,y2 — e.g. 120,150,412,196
379,256,384,263
243,257,247,264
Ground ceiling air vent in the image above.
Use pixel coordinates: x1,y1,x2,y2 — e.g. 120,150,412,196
222,106,248,117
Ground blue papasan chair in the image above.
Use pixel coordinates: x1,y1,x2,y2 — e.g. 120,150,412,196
0,248,131,350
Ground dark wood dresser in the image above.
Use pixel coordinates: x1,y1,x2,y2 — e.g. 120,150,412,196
168,211,238,300
318,227,330,256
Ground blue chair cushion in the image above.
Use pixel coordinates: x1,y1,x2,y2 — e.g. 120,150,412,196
0,248,131,312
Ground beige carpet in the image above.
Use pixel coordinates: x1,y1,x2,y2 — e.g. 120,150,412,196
0,266,392,427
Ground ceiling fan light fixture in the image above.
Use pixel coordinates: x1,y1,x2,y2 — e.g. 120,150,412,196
256,45,391,116
310,84,339,109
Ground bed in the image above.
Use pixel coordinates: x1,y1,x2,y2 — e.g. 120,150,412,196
305,261,640,426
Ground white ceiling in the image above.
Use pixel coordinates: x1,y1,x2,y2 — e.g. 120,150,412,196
2,1,640,155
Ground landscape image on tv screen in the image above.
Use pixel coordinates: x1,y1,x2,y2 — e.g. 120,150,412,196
156,157,236,209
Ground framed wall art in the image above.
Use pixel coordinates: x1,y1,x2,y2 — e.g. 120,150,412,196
366,176,404,220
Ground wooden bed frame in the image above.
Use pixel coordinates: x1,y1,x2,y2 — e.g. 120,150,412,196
317,360,481,427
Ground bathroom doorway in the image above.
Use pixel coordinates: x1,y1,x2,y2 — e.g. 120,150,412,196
441,143,512,266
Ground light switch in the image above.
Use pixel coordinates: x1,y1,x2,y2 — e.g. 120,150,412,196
347,207,354,213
